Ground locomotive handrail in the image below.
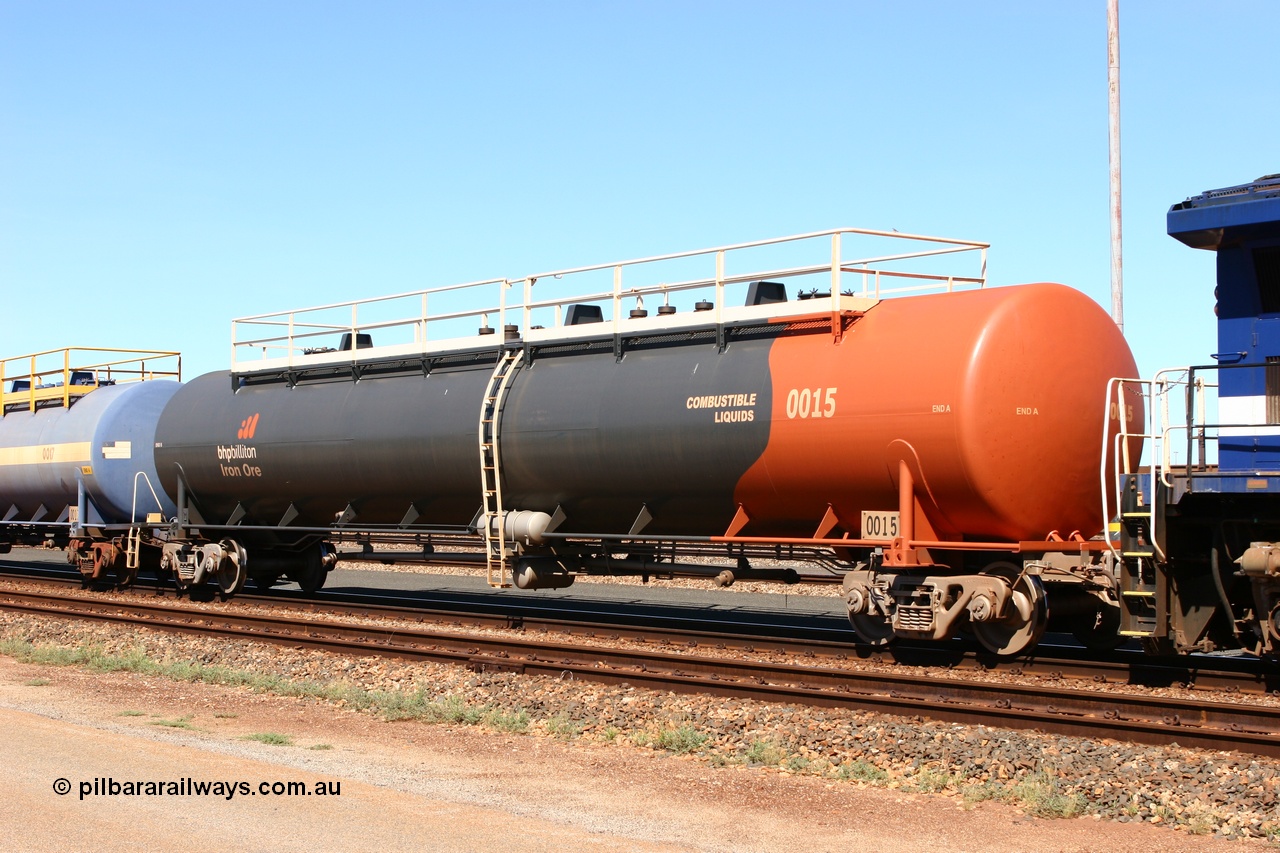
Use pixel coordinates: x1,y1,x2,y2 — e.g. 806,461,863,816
230,228,988,375
1147,366,1255,486
1102,376,1159,562
1102,368,1231,563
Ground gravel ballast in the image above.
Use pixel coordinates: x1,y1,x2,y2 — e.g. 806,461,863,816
3,609,1279,842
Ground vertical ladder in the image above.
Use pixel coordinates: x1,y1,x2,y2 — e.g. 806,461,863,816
479,349,520,587
1117,473,1161,640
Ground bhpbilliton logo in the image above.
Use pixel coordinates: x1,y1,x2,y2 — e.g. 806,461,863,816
237,413,260,440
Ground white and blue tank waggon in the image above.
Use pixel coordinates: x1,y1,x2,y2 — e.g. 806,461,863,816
0,348,181,585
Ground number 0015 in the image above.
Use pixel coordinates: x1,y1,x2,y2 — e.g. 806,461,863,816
860,511,900,541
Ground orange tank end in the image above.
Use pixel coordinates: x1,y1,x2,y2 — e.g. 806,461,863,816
733,282,1141,545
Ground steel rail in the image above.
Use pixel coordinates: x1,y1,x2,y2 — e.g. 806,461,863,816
2,587,1279,757
1,563,1277,697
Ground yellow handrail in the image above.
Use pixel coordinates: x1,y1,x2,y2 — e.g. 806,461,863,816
1,347,182,416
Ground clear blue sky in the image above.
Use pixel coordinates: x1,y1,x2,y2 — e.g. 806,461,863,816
2,1,1276,380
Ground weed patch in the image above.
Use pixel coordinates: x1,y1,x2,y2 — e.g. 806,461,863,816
544,715,580,740
908,769,955,794
743,739,785,766
150,715,195,730
1013,773,1087,819
243,732,293,746
838,759,888,783
655,725,707,755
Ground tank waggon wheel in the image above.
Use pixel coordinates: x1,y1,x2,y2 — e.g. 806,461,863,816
848,613,896,647
215,540,247,596
288,544,329,595
971,574,1048,657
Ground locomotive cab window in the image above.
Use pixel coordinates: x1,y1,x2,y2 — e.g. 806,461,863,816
1257,246,1280,313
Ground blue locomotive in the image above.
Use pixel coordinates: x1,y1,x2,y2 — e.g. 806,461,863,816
1111,174,1280,654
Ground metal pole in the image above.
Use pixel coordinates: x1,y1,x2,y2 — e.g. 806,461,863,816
1108,0,1124,332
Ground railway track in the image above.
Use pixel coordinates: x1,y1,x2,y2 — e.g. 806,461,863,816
3,560,1277,696
3,583,1280,758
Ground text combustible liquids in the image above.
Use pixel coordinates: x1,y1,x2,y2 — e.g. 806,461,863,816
686,391,760,423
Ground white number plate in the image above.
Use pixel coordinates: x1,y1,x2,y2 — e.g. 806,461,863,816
860,511,900,541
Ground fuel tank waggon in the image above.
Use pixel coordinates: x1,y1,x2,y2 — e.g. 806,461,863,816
153,282,1136,547
0,349,181,543
147,228,1147,653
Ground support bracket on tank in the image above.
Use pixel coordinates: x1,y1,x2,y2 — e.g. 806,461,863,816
545,505,567,535
628,505,653,536
279,503,300,527
397,504,419,528
724,505,750,538
814,505,841,540
225,503,246,526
